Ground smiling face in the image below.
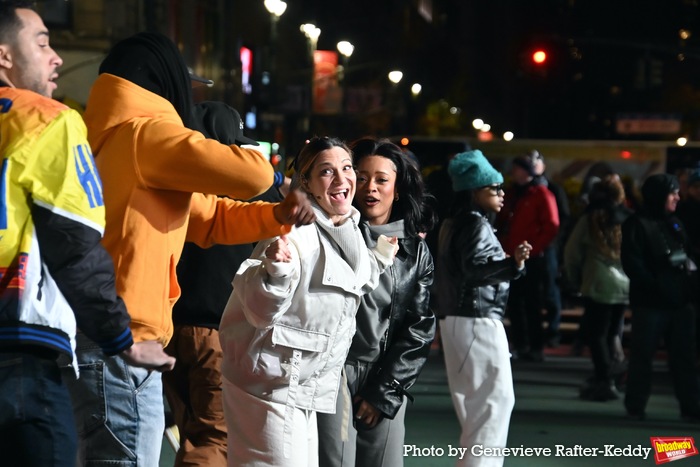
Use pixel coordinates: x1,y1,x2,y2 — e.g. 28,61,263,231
303,146,357,224
0,9,62,97
356,155,397,226
665,190,680,213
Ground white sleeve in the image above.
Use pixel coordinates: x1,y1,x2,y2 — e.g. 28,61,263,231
232,237,301,329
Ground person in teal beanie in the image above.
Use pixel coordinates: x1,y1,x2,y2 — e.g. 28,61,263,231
434,149,531,467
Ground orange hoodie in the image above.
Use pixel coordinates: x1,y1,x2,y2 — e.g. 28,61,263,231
84,73,287,345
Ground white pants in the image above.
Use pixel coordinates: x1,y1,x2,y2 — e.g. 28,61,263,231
222,378,319,467
440,317,515,467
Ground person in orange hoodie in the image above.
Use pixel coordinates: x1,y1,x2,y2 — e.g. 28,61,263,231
63,32,314,467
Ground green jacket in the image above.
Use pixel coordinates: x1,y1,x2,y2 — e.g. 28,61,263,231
564,214,629,305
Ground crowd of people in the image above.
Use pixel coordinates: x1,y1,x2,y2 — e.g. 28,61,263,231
1,3,699,467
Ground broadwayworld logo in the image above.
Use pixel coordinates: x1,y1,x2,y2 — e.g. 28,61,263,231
650,437,698,464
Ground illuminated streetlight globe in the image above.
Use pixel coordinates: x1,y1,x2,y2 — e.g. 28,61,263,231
337,41,355,58
481,123,491,132
677,137,688,146
472,118,484,130
503,131,514,141
264,0,287,17
388,70,403,84
300,23,321,42
411,83,422,96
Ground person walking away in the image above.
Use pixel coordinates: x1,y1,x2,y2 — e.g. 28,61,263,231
434,150,531,467
317,137,437,466
564,175,631,401
621,173,700,421
0,4,174,466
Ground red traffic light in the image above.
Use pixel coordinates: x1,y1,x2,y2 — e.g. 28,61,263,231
532,50,547,65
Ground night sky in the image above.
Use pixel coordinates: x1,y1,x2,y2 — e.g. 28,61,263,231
238,0,700,140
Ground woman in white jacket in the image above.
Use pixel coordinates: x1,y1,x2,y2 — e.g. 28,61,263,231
219,136,397,467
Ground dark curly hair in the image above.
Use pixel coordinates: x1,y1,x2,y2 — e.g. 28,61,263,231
350,137,437,237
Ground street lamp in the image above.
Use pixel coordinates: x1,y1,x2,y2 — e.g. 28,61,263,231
388,70,403,84
337,41,354,59
300,24,321,132
336,41,354,82
411,83,422,97
300,23,321,56
264,0,287,43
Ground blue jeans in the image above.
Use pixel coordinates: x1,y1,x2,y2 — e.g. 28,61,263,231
0,350,77,466
64,333,164,466
542,245,563,334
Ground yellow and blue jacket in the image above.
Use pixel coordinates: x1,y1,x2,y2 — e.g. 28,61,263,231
0,83,133,366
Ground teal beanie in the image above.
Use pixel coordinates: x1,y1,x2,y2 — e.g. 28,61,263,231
448,150,504,192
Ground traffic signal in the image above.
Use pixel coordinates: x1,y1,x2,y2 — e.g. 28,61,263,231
532,49,547,65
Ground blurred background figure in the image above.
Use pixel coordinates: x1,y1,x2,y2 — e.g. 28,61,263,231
565,175,631,402
531,150,570,348
676,168,700,260
621,174,700,422
495,154,559,362
675,168,700,364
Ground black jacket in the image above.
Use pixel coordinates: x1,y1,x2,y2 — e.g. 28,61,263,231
173,187,283,328
354,223,436,419
434,211,524,320
621,173,697,310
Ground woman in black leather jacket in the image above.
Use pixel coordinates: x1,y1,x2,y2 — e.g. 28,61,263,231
433,150,530,467
317,137,437,466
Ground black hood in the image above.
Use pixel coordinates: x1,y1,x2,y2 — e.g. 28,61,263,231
641,173,680,217
99,32,193,128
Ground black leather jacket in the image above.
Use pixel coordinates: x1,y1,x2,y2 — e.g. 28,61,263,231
434,211,524,320
354,223,436,419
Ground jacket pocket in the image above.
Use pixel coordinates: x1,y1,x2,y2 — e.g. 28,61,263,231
271,324,330,353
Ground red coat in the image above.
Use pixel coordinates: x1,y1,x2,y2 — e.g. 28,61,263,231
495,183,560,256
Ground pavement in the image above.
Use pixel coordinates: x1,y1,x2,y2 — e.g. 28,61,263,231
160,340,700,467
402,346,700,467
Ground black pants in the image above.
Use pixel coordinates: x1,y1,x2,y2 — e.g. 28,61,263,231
508,255,545,353
624,304,700,416
584,299,625,381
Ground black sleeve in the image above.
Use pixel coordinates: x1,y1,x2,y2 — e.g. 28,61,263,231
458,219,523,286
32,204,133,355
359,242,437,419
621,216,656,291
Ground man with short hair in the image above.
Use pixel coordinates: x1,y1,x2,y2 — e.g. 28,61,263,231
0,2,175,465
495,154,559,361
531,150,570,346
